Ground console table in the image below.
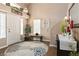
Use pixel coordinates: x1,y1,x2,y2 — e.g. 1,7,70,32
24,35,43,42
56,34,77,56
30,35,43,42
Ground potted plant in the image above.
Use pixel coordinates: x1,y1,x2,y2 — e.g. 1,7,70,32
69,51,79,56
25,24,31,37
69,44,79,56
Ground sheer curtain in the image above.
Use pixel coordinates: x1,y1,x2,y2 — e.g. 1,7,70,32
20,19,23,35
0,12,6,38
33,19,41,34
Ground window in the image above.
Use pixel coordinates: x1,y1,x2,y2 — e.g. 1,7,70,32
0,12,6,38
33,19,41,34
20,19,23,35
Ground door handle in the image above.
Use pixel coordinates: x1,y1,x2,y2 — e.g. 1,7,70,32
8,28,11,32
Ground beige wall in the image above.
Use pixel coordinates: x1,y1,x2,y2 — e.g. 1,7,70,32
70,3,79,41
29,3,68,46
70,3,79,24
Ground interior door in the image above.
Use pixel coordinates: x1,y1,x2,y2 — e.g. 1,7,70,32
7,13,21,45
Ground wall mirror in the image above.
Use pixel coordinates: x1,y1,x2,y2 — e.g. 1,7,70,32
68,3,79,28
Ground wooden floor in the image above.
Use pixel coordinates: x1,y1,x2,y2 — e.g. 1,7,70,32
46,47,57,56
0,47,7,56
0,41,57,56
44,41,57,56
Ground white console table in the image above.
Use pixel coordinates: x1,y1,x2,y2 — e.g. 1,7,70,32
56,34,77,56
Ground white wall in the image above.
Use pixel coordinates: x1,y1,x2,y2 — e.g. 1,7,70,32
70,3,79,41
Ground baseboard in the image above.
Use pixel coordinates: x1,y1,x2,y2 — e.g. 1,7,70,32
0,45,7,49
50,44,57,48
43,40,50,42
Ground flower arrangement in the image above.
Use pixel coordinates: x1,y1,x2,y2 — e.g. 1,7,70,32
11,6,23,15
6,3,24,15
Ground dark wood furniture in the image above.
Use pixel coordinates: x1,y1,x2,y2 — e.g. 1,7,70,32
24,36,32,41
30,35,43,42
56,35,71,56
24,35,43,42
56,35,79,56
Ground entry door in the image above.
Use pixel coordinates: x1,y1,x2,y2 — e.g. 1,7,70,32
0,12,7,47
7,13,21,45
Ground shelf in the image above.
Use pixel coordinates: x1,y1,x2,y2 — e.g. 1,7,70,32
74,24,79,28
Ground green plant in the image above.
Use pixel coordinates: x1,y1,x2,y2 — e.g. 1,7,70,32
20,8,24,12
25,24,31,33
11,6,24,15
69,51,79,56
61,25,65,33
69,44,79,56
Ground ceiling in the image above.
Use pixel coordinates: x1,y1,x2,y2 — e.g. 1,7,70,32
17,3,31,8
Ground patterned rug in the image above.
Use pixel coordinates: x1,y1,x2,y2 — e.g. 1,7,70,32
4,41,48,56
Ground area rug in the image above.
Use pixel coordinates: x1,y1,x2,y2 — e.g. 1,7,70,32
4,41,48,56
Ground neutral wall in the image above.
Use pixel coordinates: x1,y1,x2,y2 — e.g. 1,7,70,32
29,3,68,46
70,3,79,41
70,3,79,24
